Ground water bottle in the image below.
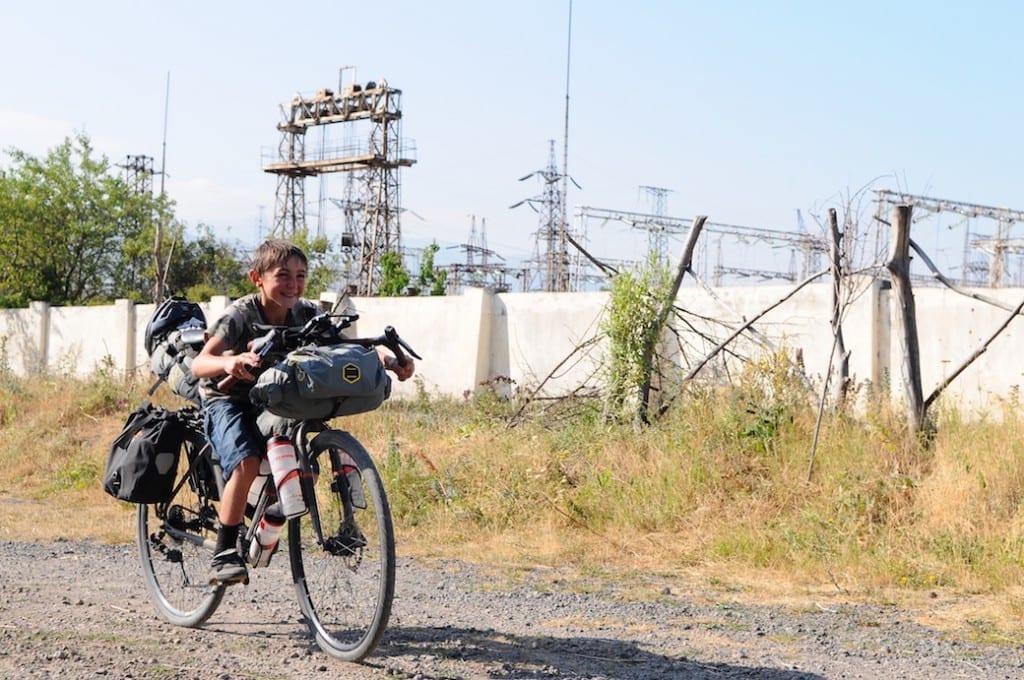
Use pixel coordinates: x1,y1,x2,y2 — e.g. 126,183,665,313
248,505,285,567
267,435,307,518
245,459,273,517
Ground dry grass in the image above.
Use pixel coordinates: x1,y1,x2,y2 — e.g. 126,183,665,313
4,364,1024,641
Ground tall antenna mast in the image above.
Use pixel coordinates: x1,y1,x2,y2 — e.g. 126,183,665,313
160,72,170,197
560,0,573,275
155,71,171,301
511,2,581,292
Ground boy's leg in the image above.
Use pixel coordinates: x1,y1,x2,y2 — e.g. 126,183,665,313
204,400,264,586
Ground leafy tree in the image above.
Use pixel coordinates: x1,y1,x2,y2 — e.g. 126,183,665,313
378,250,411,296
418,242,448,296
114,196,182,301
600,257,672,422
0,133,352,307
0,133,160,306
0,133,268,305
167,224,251,300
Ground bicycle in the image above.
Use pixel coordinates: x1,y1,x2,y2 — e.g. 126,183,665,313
135,310,420,662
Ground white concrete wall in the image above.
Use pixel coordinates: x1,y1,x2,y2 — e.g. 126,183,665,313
0,304,46,375
668,277,887,391
495,291,609,398
342,289,492,400
3,283,1024,414
48,301,132,376
903,287,1024,412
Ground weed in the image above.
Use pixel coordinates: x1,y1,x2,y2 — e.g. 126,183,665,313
51,456,101,492
7,369,1024,610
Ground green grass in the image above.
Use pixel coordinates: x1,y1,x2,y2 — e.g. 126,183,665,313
5,360,1024,636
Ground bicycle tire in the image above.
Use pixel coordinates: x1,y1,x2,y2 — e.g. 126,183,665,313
137,439,225,627
289,430,395,662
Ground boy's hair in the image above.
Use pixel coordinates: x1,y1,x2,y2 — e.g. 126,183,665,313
251,239,308,275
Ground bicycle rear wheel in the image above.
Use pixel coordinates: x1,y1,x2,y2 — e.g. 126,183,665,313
289,430,395,662
137,439,225,627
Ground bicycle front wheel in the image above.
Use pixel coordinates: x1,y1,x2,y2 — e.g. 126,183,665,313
289,430,395,662
137,447,225,627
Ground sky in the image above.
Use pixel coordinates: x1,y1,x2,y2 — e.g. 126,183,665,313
2,1,1023,284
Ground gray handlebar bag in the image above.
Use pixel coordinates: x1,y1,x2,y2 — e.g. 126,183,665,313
250,344,391,420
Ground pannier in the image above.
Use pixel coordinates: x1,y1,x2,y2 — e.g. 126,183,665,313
103,402,186,504
145,296,207,404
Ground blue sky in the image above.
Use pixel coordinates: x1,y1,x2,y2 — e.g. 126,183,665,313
2,1,1022,279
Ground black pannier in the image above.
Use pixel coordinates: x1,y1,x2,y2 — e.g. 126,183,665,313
103,402,186,504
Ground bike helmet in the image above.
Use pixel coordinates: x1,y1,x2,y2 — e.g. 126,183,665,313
145,296,206,355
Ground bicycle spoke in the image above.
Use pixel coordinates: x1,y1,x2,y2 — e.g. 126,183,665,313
137,435,225,627
290,433,394,662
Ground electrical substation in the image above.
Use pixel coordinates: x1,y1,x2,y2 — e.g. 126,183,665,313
118,65,1024,296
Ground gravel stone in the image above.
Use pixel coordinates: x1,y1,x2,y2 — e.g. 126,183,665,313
0,540,1022,679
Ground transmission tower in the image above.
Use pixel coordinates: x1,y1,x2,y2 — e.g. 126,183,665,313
638,185,675,263
264,72,416,295
121,155,155,196
511,140,581,291
441,216,515,293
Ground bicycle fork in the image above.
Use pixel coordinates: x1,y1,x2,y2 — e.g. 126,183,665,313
297,443,367,559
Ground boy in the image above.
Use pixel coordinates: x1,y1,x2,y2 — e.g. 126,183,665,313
191,239,414,585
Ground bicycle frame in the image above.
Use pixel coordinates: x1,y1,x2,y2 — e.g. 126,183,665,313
240,418,362,560
139,312,414,660
153,417,359,561
153,431,223,552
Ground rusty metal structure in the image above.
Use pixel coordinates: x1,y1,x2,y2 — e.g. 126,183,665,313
264,75,416,295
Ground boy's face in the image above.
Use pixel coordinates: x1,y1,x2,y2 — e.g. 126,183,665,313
251,255,307,310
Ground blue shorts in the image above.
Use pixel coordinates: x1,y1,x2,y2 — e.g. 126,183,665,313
203,398,265,480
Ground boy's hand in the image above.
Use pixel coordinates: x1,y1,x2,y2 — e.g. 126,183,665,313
384,355,415,382
225,352,260,382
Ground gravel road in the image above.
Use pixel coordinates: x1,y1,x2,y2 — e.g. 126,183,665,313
1,540,1022,679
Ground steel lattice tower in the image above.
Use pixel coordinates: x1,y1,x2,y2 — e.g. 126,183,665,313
873,189,1024,288
639,185,673,263
264,76,416,295
513,140,576,292
121,155,155,196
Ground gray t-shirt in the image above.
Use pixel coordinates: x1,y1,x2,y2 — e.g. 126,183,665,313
199,294,322,403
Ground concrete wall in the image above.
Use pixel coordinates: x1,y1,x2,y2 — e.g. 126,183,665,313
2,283,1024,414
905,287,1024,411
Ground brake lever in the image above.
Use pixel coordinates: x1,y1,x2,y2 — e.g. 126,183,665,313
383,325,423,366
216,327,280,391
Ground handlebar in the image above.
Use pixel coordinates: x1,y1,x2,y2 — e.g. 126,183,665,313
216,313,421,392
346,325,423,369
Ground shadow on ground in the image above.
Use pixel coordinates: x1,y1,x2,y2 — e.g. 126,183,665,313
374,625,825,680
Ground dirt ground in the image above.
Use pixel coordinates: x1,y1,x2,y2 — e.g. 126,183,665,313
2,540,1024,679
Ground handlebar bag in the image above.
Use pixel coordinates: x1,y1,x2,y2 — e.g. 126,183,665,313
250,344,391,419
103,402,185,503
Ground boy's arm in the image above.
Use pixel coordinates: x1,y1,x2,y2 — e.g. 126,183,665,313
192,335,262,383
